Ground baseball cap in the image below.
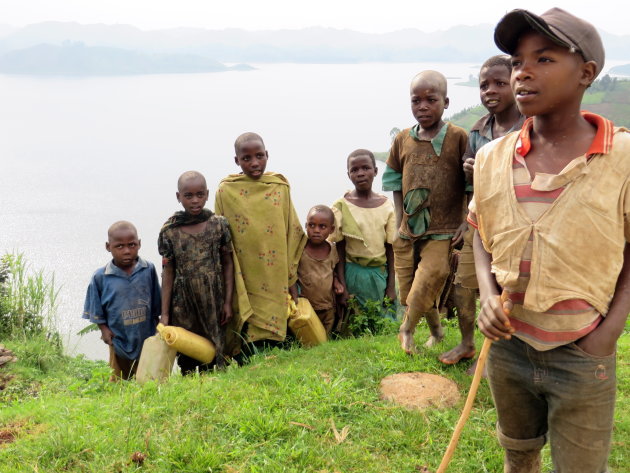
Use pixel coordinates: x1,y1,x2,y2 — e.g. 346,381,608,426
494,8,605,78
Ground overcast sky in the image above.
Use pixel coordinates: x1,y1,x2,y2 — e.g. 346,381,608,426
0,0,627,35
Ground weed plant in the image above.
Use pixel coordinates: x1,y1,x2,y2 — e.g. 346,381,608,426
346,297,399,337
0,253,59,340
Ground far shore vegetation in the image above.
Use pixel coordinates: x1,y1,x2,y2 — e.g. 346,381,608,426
448,75,630,130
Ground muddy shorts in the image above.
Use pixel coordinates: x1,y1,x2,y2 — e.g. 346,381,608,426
453,223,478,289
393,237,450,312
487,337,616,473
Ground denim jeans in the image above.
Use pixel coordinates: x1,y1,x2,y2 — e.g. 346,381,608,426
487,337,616,473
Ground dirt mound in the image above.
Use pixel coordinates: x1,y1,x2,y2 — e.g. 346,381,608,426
380,372,460,409
0,345,17,367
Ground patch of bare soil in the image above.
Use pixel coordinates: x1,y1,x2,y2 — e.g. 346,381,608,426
0,421,25,445
0,429,15,444
380,372,460,410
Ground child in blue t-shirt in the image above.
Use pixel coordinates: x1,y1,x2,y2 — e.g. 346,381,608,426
83,221,161,380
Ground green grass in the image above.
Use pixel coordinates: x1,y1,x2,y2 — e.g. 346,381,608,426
1,322,628,473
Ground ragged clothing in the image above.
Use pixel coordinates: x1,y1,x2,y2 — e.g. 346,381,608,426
215,172,306,347
158,209,232,359
83,257,161,361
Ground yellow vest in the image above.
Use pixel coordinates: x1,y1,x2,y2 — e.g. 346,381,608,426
474,128,630,315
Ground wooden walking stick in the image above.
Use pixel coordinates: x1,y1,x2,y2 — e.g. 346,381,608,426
435,292,510,473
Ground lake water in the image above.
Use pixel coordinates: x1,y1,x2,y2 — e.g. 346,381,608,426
1,61,626,359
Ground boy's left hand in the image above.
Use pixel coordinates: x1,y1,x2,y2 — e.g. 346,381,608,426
575,328,616,357
451,221,468,248
333,279,345,295
385,286,397,304
221,303,233,326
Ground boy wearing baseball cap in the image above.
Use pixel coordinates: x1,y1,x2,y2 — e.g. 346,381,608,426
470,8,630,472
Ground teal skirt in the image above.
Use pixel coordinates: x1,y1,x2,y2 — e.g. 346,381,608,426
345,262,396,320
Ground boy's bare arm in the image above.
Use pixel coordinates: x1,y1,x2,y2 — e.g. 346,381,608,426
335,240,349,306
473,229,514,340
385,242,396,302
393,191,403,230
98,323,114,345
221,250,234,325
160,261,174,326
576,242,630,356
451,221,468,247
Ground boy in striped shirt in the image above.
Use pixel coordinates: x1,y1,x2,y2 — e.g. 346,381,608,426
470,8,630,473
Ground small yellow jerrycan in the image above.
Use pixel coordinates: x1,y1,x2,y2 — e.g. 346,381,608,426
136,332,176,384
288,297,327,347
157,323,216,363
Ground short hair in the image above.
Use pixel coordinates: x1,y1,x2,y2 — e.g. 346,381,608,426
107,221,137,240
307,205,335,225
234,132,265,154
347,148,376,168
481,55,513,74
177,170,207,191
410,70,448,98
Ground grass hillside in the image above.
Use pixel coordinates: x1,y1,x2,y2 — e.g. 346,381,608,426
1,324,629,473
448,77,630,129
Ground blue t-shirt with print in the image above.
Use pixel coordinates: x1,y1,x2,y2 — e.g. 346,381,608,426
82,257,160,360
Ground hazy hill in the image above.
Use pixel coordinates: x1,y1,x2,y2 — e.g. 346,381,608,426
610,63,630,76
1,22,629,65
0,43,252,75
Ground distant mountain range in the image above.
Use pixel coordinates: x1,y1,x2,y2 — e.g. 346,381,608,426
0,22,628,75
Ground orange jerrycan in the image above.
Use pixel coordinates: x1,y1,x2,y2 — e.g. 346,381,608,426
136,332,176,384
288,297,327,347
156,323,216,363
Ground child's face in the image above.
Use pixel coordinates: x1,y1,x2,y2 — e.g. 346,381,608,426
479,65,515,115
305,211,334,245
176,177,208,216
410,81,449,130
234,139,268,179
347,155,377,192
106,228,141,270
510,31,594,118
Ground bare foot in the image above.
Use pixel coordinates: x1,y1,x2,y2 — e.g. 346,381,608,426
423,334,444,348
438,344,476,365
466,358,488,377
398,331,418,355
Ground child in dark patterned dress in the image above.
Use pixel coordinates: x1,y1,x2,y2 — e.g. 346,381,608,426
158,170,234,373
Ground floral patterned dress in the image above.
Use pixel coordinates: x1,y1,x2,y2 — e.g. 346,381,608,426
158,213,231,359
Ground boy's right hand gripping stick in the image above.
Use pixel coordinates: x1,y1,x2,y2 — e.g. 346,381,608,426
436,292,510,473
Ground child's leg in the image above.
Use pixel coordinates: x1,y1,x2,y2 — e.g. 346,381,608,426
399,239,450,353
440,226,479,364
392,237,416,307
423,307,444,348
108,345,137,381
316,308,335,335
546,344,615,473
486,338,547,473
439,284,476,363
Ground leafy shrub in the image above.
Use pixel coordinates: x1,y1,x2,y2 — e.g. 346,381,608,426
345,297,399,337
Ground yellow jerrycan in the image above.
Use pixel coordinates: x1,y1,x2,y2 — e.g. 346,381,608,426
288,297,327,347
156,323,216,363
136,332,176,384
